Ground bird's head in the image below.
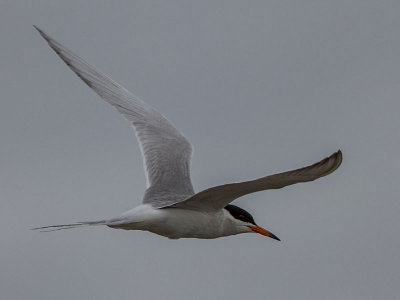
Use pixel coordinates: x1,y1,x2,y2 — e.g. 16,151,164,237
224,204,280,241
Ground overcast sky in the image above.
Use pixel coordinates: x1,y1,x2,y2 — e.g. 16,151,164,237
1,1,400,299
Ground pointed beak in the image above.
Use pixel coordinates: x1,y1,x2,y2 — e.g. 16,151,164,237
249,225,280,241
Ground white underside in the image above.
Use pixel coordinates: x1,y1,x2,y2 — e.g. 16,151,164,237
106,204,251,239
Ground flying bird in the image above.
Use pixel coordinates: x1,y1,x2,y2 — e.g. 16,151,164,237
33,26,342,241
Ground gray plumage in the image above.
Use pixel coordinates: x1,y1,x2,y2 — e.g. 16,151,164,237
34,26,342,218
34,26,195,208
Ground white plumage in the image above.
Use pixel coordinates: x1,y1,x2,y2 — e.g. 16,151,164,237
33,27,342,240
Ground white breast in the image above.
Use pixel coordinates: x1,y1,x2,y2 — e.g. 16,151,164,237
107,204,237,239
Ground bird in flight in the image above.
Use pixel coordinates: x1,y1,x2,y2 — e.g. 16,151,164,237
33,26,342,241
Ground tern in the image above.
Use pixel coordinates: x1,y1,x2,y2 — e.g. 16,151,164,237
33,27,342,240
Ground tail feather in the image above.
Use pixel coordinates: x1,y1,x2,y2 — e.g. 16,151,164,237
31,220,106,232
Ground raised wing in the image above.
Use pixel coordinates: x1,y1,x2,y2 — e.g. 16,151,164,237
35,27,195,206
171,150,342,210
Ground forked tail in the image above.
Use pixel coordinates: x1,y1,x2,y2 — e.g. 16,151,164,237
31,220,107,232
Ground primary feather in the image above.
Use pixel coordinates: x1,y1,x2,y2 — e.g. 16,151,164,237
34,26,195,208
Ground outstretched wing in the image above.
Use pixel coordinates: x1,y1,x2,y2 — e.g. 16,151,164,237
171,150,342,210
35,27,195,206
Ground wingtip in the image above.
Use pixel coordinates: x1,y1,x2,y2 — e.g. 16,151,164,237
328,149,343,174
336,149,343,164
33,25,41,33
33,25,50,41
314,149,343,178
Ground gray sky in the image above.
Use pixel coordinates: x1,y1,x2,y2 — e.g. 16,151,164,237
1,1,400,299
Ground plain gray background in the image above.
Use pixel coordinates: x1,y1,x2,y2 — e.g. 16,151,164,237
1,1,400,299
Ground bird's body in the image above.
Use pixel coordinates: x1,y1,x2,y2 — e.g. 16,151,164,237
33,26,342,241
107,205,244,239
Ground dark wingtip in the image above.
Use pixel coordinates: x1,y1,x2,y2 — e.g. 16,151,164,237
33,25,41,33
334,149,343,169
319,149,343,177
33,25,50,41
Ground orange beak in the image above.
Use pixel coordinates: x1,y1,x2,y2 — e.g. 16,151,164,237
249,225,280,241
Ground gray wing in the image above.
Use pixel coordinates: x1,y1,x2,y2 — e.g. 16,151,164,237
35,27,195,207
171,150,342,211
